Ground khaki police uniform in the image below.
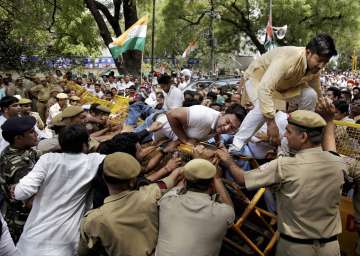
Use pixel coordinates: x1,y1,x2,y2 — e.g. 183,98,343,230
30,82,53,122
47,87,64,112
156,159,235,256
343,157,360,255
243,110,346,256
79,153,173,256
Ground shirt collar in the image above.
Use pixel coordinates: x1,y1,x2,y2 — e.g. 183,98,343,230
296,146,322,155
104,190,132,204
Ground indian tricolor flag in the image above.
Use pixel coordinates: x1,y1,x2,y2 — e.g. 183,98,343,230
109,16,148,58
181,41,197,58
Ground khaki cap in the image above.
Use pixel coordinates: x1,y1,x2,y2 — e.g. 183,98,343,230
183,159,216,181
56,93,68,99
103,152,141,180
61,106,84,118
50,87,63,94
95,105,111,114
70,95,80,101
19,98,32,105
288,110,326,129
51,113,66,127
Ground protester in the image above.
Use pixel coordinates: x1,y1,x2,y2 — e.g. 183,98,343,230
231,33,337,152
14,125,105,255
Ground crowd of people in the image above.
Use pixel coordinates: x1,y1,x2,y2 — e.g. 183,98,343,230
0,33,359,256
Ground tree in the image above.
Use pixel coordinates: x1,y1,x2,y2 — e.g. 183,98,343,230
0,0,102,71
85,0,142,75
159,0,360,70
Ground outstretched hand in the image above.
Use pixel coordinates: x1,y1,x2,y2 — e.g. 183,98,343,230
316,97,336,122
216,145,232,165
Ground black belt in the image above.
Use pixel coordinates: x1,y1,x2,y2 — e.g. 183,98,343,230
280,233,338,245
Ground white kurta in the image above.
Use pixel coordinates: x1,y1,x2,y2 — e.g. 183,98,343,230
46,103,62,126
154,105,220,142
0,115,8,154
14,152,105,256
163,86,184,111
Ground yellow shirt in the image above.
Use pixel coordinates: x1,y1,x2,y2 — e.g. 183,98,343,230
244,46,321,118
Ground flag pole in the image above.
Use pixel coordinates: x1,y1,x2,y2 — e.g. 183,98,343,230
140,51,144,85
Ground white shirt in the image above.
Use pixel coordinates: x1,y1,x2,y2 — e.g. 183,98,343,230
155,188,235,256
178,81,189,91
145,91,157,108
163,86,184,111
0,115,8,154
118,81,134,91
85,84,95,94
247,111,288,159
0,213,17,256
154,105,220,142
46,102,62,125
94,90,104,98
15,152,105,256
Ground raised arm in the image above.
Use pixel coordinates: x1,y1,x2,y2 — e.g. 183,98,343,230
216,146,246,185
316,97,337,152
14,156,48,201
213,174,234,208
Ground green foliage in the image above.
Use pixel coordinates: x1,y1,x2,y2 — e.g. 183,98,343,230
0,0,101,71
156,0,360,70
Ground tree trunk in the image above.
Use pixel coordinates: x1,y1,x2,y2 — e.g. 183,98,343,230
86,0,142,76
121,0,141,76
85,0,123,72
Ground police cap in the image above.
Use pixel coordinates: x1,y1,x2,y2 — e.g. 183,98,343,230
288,110,326,129
61,106,84,118
1,116,36,137
103,152,141,180
183,159,216,181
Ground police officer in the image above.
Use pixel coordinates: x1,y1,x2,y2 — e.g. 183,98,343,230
19,98,44,130
69,96,81,106
78,152,181,256
217,110,346,256
0,116,40,242
47,87,64,111
156,159,235,256
30,77,53,122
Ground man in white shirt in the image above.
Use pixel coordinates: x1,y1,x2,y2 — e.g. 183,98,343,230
45,92,68,126
177,74,188,91
93,84,104,98
118,75,134,91
0,96,21,154
153,104,246,144
159,74,184,111
14,125,105,256
156,159,235,256
179,69,191,91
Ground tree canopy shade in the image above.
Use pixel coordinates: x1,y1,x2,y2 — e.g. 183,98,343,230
158,0,360,70
0,0,359,71
0,0,102,70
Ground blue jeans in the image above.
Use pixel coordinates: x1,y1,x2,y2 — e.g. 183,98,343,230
134,110,166,142
125,102,155,126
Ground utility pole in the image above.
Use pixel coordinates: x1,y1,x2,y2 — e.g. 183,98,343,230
209,0,215,76
151,0,156,73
